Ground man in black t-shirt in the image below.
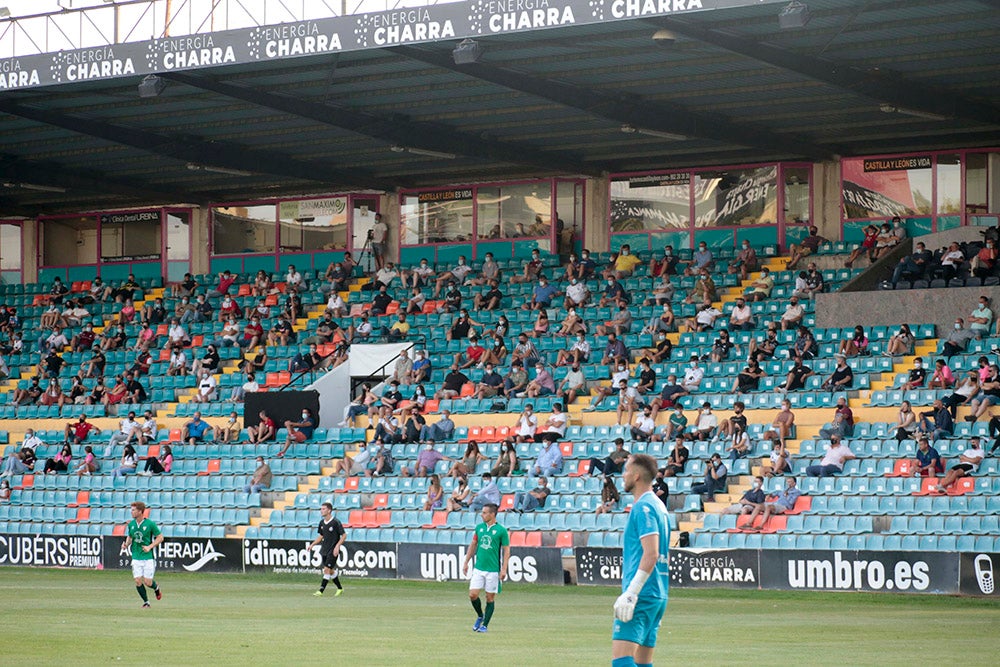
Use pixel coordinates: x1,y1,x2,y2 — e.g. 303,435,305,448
780,356,814,392
371,285,393,316
309,502,346,597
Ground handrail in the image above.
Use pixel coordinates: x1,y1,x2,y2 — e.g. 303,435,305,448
277,334,426,393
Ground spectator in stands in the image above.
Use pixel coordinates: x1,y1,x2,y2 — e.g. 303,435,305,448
837,326,869,358
743,267,774,303
966,364,1000,421
103,374,128,406
1,449,31,478
512,476,550,513
110,444,138,479
683,270,716,306
446,442,480,482
321,262,348,295
779,356,814,393
83,376,106,405
799,263,825,299
138,410,158,445
601,244,642,280
791,326,818,360
370,214,388,271
11,377,41,406
742,476,801,531
927,358,955,389
511,334,541,369
938,242,965,281
722,476,765,515
681,356,705,393
728,297,754,332
525,276,560,313
129,346,153,377
912,437,944,476
61,300,90,329
685,402,719,442
169,272,197,299
365,439,394,477
588,475,621,516
206,270,236,299
372,411,402,444
434,364,470,401
942,318,976,360
647,246,678,278
38,377,67,414
762,440,792,477
535,404,568,442
139,445,172,477
522,363,555,400
238,317,264,350
821,354,854,391
583,362,629,412
630,405,657,443
891,241,934,284
512,404,539,442
726,241,757,280
529,436,563,479
39,349,66,380
419,474,444,511
191,370,216,404
277,408,318,457
642,304,675,337
64,414,100,445
190,343,220,379
41,444,73,474
490,440,518,478
72,446,98,476
968,297,995,341
715,401,748,442
725,425,751,462
182,411,211,445
778,297,804,332
598,275,629,310
243,456,272,494
654,438,687,479
38,326,68,355
227,371,258,403
898,358,927,390
664,405,688,441
683,300,722,333
806,436,856,477
372,262,397,290
432,257,473,297
710,329,738,363
691,453,728,500
420,410,455,444
555,334,590,368
166,347,188,377
884,324,915,357
249,270,272,297
935,438,985,494
733,358,766,394
845,225,880,269
680,241,712,276
217,295,242,324
402,258,434,290
819,397,855,439
468,473,501,512
786,225,827,270
972,239,998,278
893,400,918,442
645,330,674,365
401,443,450,478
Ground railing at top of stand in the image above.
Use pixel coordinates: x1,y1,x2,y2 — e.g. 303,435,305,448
279,334,426,393
0,0,455,58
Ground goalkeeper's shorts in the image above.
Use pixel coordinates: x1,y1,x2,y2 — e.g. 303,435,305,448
612,596,667,648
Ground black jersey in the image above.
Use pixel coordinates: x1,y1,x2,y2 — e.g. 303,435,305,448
317,517,345,555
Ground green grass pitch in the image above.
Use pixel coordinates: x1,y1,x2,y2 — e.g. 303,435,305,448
4,568,999,666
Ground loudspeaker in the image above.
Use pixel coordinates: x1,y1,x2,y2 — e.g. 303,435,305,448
137,75,166,98
452,39,482,65
778,2,810,29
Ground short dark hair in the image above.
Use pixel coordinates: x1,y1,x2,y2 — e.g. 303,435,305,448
483,503,499,515
628,453,657,483
321,502,333,511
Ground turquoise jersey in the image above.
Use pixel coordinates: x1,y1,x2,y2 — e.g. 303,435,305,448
622,491,670,600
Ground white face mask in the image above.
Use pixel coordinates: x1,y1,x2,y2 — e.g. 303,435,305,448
458,259,465,265
955,323,962,330
425,445,433,451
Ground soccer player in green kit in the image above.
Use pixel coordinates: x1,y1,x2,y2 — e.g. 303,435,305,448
124,501,164,608
462,502,509,634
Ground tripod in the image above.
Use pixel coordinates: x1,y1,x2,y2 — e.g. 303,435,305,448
356,229,376,275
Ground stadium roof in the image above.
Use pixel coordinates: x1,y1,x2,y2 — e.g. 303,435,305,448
0,0,998,216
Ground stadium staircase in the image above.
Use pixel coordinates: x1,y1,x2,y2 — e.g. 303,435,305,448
1,244,999,555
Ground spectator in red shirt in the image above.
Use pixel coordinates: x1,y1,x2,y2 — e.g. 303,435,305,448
247,410,277,444
455,336,486,369
63,414,102,445
208,270,237,298
239,318,264,349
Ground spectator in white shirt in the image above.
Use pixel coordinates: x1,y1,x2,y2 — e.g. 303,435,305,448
285,265,306,292
563,278,590,311
630,405,657,441
728,297,754,331
167,348,188,376
534,403,568,442
404,259,435,288
780,297,805,331
192,370,217,403
107,412,140,452
374,263,399,288
325,292,347,317
684,402,719,441
166,319,189,350
682,356,705,393
231,372,260,402
513,404,538,443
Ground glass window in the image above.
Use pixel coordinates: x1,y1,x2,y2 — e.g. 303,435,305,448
476,183,552,240
100,211,161,261
966,151,1000,214
166,212,190,261
842,155,932,219
0,223,20,271
41,216,98,266
694,166,778,227
279,198,348,252
556,180,583,255
784,167,811,223
400,189,473,245
935,154,961,215
352,197,379,252
212,204,276,255
610,173,691,232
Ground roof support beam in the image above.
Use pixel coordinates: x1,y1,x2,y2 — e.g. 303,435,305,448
393,46,836,160
650,16,1000,127
161,71,599,177
0,100,395,191
0,154,205,207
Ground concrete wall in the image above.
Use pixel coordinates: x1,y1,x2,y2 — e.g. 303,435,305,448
816,285,999,333
584,175,610,253
813,161,842,242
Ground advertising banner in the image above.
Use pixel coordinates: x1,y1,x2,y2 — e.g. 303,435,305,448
0,533,103,568
241,539,398,578
575,547,759,588
759,550,959,594
0,1,786,91
959,552,998,597
397,543,563,585
103,535,242,573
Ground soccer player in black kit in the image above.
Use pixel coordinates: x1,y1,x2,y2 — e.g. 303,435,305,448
310,502,346,597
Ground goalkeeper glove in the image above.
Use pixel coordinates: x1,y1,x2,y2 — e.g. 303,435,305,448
613,568,650,622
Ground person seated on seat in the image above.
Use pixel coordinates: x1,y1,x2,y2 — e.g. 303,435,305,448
182,411,211,445
683,269,716,305
528,436,563,479
912,437,944,477
508,250,545,286
786,225,827,270
927,358,954,390
890,241,934,283
742,267,773,303
512,476,550,513
277,407,318,457
742,476,802,531
649,245,680,278
683,241,715,276
602,244,643,280
934,437,985,494
722,476,766,515
844,224,879,268
762,439,792,477
805,436,856,477
690,453,727,500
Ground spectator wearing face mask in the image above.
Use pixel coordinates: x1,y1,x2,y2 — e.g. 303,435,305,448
972,239,998,278
277,408,318,457
563,276,591,311
968,296,994,339
649,245,680,277
684,242,715,276
899,357,927,390
524,276,560,311
722,476,766,515
941,319,975,358
583,362,631,411
602,244,643,280
402,443,452,477
729,241,758,280
508,250,544,285
432,256,473,297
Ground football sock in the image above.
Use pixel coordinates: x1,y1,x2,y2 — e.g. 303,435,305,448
471,598,483,617
483,601,495,627
320,575,329,592
332,576,343,590
150,580,159,592
612,658,636,667
136,585,148,602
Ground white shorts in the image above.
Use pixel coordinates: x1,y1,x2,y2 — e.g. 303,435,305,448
469,568,500,594
132,559,156,580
